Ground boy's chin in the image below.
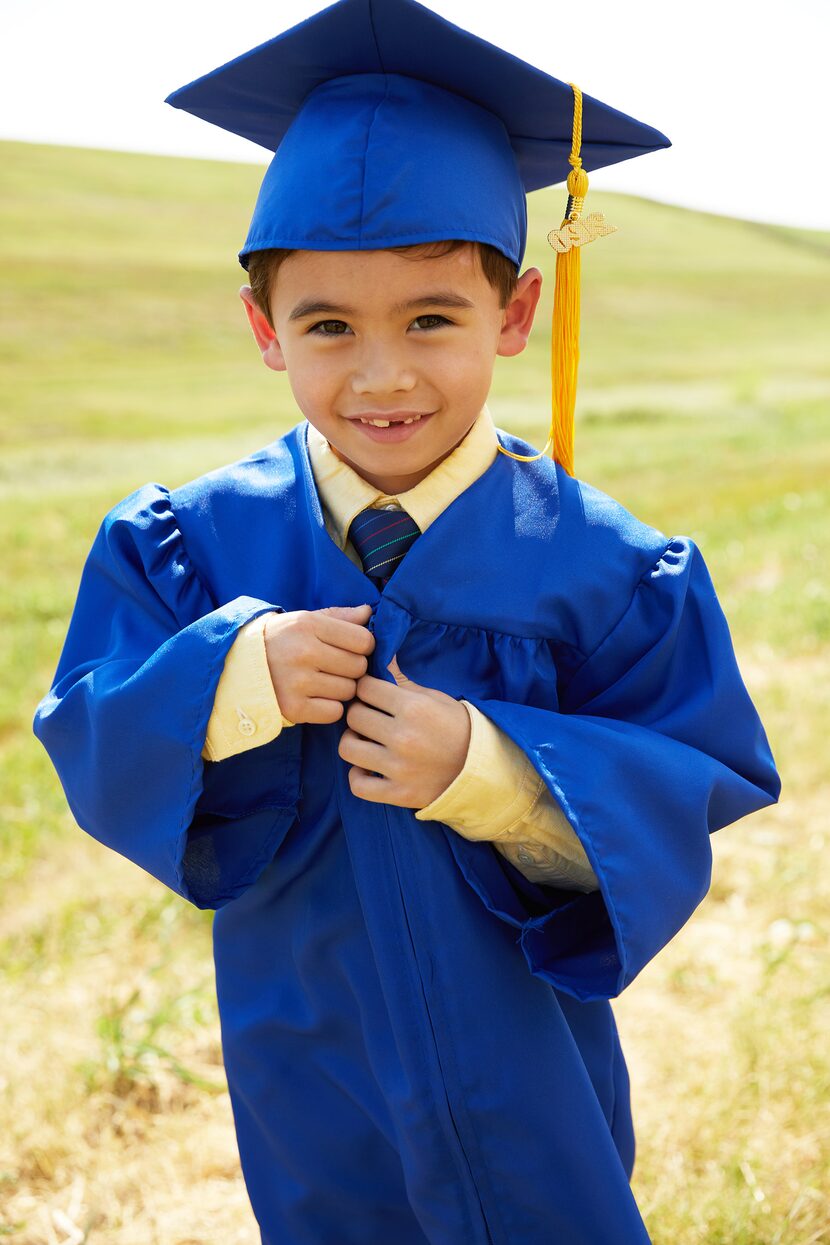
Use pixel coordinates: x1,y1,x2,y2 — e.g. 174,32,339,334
325,423,469,487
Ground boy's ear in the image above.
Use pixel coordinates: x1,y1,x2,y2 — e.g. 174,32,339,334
239,285,287,372
496,268,543,358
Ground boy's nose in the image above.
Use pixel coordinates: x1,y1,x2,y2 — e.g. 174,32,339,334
350,346,417,397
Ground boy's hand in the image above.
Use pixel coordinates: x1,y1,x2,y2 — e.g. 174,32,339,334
338,655,472,809
263,603,375,724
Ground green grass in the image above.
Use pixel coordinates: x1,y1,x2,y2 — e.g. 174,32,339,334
1,137,828,1243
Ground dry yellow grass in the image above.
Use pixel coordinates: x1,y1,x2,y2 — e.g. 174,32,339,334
1,837,259,1243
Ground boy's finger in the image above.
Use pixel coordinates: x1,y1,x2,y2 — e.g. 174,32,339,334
355,672,399,713
320,603,373,616
307,668,364,700
303,698,349,724
345,698,395,745
313,638,370,679
340,719,392,762
315,606,376,652
348,767,395,805
386,654,411,685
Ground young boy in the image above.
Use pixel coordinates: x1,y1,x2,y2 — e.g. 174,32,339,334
33,1,781,1241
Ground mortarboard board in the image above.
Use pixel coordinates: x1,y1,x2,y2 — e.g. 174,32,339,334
164,0,670,476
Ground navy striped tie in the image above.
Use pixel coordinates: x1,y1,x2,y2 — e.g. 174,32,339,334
347,504,422,589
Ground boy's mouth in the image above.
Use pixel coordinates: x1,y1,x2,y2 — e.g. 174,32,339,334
346,411,435,443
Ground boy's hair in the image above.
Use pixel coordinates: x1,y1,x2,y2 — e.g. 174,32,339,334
247,239,519,332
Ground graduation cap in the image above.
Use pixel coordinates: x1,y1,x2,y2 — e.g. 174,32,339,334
164,0,670,476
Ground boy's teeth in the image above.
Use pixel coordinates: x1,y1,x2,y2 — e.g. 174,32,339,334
359,414,424,427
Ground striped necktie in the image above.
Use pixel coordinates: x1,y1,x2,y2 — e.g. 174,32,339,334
347,504,422,589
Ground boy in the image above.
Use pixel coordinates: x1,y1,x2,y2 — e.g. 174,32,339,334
33,1,781,1241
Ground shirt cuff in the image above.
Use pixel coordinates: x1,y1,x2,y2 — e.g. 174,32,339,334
414,700,545,840
414,701,599,891
201,612,294,762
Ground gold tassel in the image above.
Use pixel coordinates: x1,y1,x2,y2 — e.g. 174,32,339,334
498,83,617,472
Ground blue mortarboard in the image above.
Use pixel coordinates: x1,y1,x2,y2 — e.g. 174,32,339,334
164,0,671,474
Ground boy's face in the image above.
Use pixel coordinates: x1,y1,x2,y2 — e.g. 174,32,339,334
240,244,542,495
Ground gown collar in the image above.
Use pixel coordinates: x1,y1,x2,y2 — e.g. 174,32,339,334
295,411,509,610
304,403,500,546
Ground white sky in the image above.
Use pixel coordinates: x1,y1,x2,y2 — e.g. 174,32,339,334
2,0,829,230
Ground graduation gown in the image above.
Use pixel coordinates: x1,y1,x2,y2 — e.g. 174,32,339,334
32,419,781,1245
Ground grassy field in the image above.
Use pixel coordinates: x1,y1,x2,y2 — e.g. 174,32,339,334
1,137,828,1243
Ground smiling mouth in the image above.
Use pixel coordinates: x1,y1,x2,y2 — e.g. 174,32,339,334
346,411,436,441
358,414,426,427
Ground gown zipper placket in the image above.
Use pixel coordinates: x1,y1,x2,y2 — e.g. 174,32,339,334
365,598,497,1245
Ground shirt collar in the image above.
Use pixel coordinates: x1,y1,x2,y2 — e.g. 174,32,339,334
306,404,499,548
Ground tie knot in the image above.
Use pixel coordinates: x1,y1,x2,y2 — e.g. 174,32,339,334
347,504,422,588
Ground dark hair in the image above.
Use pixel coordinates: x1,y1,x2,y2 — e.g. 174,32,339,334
246,239,519,331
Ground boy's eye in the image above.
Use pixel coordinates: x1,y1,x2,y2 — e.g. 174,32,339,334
412,314,452,331
308,319,350,335
307,314,453,336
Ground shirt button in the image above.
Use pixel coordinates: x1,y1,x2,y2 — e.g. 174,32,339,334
517,846,536,865
236,709,257,736
382,502,399,510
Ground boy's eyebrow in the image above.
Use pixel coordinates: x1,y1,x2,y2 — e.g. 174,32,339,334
288,291,476,322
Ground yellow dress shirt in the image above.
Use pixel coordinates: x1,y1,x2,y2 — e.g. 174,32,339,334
202,405,598,893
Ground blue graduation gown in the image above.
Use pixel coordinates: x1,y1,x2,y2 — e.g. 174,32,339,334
33,419,780,1244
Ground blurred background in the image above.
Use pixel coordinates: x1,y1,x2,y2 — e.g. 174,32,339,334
1,1,828,1241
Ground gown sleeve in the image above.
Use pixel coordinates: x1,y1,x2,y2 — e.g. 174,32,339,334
452,535,782,1003
32,483,303,910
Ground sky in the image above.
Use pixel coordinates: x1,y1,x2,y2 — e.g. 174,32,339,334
2,0,829,230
